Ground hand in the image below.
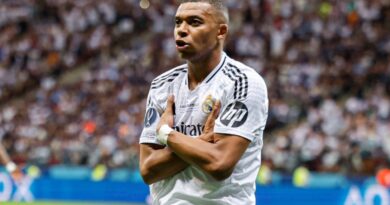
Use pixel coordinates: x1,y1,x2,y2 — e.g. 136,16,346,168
156,95,175,133
198,100,221,143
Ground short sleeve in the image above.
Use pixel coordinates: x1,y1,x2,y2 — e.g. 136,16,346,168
214,72,268,142
139,90,164,145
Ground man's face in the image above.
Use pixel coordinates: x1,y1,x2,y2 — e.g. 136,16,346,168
174,3,222,61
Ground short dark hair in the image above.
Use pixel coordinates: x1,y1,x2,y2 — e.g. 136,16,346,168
177,0,229,23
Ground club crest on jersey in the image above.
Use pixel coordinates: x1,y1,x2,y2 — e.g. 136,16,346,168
202,95,215,114
144,107,158,128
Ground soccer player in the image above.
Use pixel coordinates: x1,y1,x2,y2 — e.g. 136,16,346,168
0,142,23,181
139,0,268,204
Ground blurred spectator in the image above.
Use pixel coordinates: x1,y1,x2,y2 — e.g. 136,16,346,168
0,0,389,177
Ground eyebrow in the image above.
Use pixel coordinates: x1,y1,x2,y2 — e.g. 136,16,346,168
175,15,204,20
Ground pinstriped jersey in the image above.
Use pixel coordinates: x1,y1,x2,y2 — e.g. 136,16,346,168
140,52,269,205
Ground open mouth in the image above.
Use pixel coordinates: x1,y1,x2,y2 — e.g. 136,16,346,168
176,40,188,47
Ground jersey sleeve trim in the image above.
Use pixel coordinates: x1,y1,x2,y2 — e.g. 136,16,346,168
222,63,248,100
214,127,255,142
151,66,187,90
139,136,164,145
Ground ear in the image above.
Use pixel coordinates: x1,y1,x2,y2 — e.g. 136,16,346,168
217,24,228,40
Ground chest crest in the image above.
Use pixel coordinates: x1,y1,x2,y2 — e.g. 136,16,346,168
202,94,216,114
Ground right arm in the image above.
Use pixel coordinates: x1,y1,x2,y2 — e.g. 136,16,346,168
139,90,190,184
0,142,23,181
139,144,188,185
139,94,219,184
0,142,12,166
140,131,214,185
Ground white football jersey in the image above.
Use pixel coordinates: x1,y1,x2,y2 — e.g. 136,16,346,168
140,52,269,205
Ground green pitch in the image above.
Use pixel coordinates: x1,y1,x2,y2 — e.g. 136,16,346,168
4,201,146,205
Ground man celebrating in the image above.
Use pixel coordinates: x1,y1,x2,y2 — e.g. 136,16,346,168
139,0,268,204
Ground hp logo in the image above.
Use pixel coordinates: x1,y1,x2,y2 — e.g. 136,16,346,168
220,102,248,127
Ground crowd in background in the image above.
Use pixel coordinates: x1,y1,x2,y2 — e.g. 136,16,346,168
0,0,389,177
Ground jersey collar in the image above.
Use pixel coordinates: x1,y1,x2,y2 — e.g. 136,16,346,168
204,52,227,84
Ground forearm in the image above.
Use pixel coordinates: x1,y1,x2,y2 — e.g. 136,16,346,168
0,143,11,164
167,131,227,180
140,146,189,184
0,143,17,173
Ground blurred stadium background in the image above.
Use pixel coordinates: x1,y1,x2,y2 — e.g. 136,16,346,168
0,0,389,204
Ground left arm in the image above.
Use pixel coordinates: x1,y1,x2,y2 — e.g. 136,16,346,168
156,72,268,181
167,131,250,181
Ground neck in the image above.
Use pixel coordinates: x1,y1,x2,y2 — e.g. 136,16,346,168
187,50,222,90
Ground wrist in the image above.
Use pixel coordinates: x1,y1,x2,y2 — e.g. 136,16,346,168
157,124,173,145
6,162,16,173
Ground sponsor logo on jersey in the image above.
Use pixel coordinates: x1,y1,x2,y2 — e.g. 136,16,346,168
220,101,248,127
179,103,196,109
174,122,204,136
202,94,215,114
144,107,158,128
